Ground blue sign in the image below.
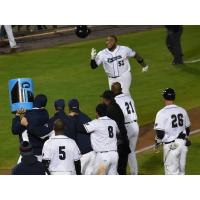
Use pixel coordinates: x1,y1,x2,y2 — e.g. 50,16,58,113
9,78,34,113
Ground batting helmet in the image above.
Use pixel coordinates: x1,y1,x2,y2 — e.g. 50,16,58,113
75,26,91,38
162,88,176,100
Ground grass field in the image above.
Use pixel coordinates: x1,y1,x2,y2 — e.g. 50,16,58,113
137,133,200,175
0,26,200,171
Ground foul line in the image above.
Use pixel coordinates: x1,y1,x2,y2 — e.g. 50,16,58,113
184,58,200,64
136,128,200,154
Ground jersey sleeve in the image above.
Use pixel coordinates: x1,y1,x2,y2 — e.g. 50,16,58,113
126,46,136,58
115,121,120,134
72,142,82,161
184,109,191,128
83,120,96,133
154,111,165,131
95,51,103,65
42,140,52,161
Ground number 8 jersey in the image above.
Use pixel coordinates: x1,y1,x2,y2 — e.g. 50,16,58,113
83,116,119,152
154,104,191,143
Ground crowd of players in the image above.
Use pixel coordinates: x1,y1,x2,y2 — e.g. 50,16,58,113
11,82,138,175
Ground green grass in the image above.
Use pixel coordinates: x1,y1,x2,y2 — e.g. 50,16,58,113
0,26,200,170
137,133,200,175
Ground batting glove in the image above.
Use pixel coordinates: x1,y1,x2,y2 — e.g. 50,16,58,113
91,48,97,60
142,65,149,72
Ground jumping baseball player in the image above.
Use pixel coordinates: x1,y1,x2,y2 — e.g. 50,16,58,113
83,104,119,175
90,35,149,95
42,119,81,175
111,82,139,175
154,88,191,175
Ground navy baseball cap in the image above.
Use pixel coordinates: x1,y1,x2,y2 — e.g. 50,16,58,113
20,141,33,156
162,88,176,100
68,99,79,112
54,99,65,110
100,90,114,100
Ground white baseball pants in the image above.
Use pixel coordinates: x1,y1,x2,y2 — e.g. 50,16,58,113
93,151,118,175
163,139,188,175
81,151,96,175
108,71,132,95
0,25,16,48
125,121,139,175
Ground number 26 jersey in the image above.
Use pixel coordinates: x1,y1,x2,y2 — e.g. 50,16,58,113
154,104,191,143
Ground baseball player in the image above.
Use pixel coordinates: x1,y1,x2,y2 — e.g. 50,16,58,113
42,119,82,175
90,35,149,95
154,88,191,175
111,82,139,175
83,104,119,175
68,99,96,175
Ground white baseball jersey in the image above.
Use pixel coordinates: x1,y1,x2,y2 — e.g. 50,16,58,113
95,45,136,77
83,116,119,152
154,105,191,143
115,93,138,123
42,135,81,174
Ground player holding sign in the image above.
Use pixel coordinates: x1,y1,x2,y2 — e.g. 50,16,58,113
154,88,191,175
90,35,149,95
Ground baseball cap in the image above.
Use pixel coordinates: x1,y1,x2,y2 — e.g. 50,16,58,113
20,141,33,156
54,99,65,110
162,88,176,100
68,99,79,112
100,90,114,100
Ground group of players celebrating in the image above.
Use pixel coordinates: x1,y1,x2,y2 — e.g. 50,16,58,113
11,35,191,175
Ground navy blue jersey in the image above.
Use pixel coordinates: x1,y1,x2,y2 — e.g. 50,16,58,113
69,111,93,154
12,108,49,155
12,155,46,175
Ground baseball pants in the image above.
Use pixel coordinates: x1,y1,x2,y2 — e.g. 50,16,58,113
81,151,96,175
125,121,139,175
0,25,16,48
93,151,118,175
108,71,132,95
163,139,188,175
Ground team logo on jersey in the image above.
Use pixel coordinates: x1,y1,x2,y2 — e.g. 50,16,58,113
107,55,122,63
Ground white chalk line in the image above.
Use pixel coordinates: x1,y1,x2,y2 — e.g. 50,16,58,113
136,128,200,154
184,58,200,63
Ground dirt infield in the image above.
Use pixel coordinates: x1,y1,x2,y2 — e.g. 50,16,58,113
1,106,199,175
136,106,200,150
0,25,161,54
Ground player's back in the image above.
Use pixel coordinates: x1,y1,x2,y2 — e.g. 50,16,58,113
115,93,137,123
42,135,81,174
84,116,118,152
155,104,190,142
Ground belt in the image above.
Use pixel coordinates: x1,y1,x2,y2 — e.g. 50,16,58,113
109,76,119,78
164,133,186,144
96,150,117,153
125,120,137,124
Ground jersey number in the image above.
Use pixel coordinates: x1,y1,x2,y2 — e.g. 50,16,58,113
59,146,66,160
125,102,134,114
118,60,124,67
108,126,114,138
171,114,183,128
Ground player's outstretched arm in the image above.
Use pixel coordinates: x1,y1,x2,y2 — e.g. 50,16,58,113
134,53,149,72
90,48,98,69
